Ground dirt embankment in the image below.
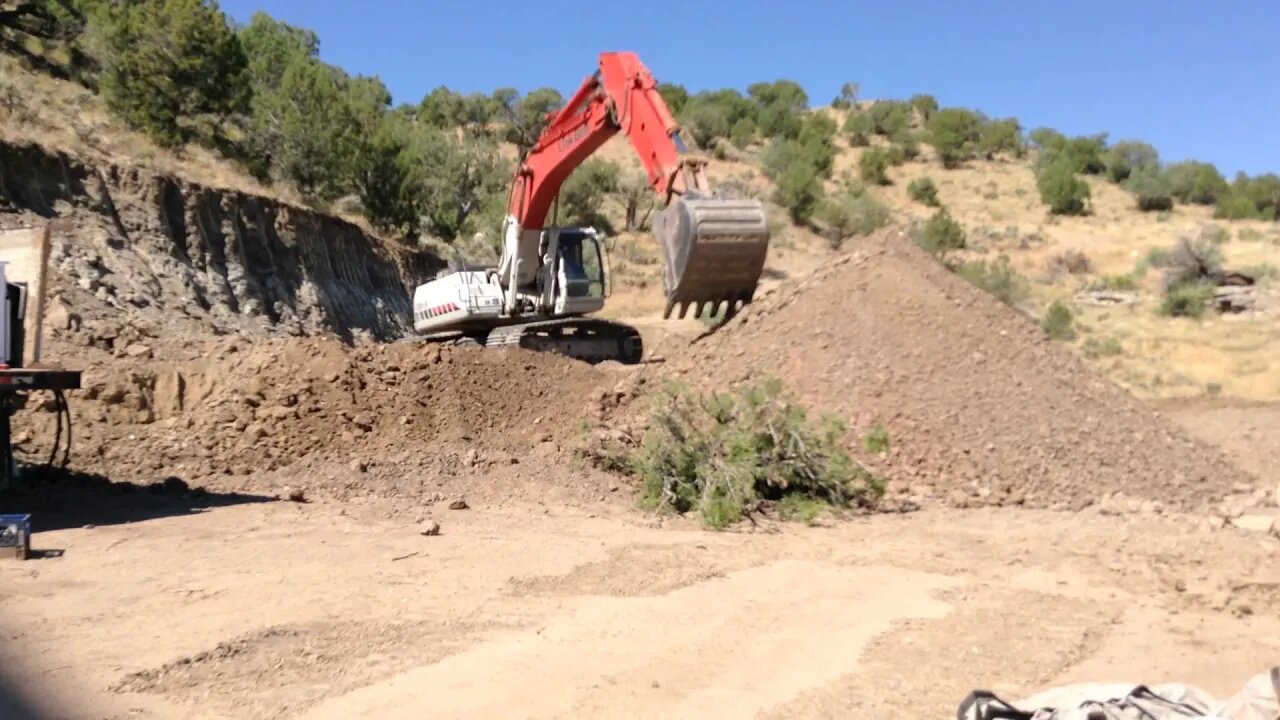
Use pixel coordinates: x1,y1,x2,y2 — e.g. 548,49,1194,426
0,140,443,343
639,229,1256,513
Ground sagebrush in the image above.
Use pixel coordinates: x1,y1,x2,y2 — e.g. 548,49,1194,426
630,378,886,529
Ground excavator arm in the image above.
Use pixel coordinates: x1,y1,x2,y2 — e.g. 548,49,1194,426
499,51,770,320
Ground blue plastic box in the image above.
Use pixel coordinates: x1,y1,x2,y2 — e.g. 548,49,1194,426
0,514,31,559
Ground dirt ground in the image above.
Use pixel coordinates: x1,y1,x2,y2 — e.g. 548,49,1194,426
1,485,1277,720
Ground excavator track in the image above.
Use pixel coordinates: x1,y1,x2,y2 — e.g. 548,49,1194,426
415,319,644,365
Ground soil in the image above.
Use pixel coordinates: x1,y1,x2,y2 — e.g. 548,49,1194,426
1,141,1276,719
642,229,1256,513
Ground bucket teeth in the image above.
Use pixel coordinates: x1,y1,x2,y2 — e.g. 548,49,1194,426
654,196,770,321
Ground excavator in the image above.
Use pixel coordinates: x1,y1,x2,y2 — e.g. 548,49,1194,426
410,51,770,364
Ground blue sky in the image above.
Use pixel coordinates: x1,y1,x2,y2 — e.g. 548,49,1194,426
218,1,1279,177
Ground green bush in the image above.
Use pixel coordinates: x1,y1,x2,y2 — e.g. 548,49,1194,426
730,117,756,148
97,0,250,147
910,93,939,122
955,255,1028,306
868,101,910,136
1160,283,1215,318
907,176,940,207
915,207,966,257
1103,140,1159,183
891,128,921,160
1124,168,1174,212
630,377,886,529
1101,274,1140,291
1083,337,1124,358
1036,158,1091,215
928,108,982,168
1041,300,1075,340
1215,192,1270,220
1165,161,1228,205
862,424,891,454
977,118,1024,159
859,148,892,185
843,112,873,147
814,183,891,248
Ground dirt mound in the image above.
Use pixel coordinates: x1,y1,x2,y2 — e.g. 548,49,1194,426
17,337,612,500
655,229,1253,512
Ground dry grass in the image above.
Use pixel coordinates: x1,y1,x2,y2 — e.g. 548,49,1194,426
6,63,1277,401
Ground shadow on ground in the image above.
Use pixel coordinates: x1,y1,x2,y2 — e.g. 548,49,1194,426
0,464,276,533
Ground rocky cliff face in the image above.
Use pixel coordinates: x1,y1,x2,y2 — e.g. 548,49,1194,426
0,140,442,344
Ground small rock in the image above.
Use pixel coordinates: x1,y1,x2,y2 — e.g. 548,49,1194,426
448,498,469,510
351,412,374,431
282,486,306,503
419,520,441,536
124,343,153,360
1231,515,1277,534
350,458,367,473
244,423,268,441
161,476,189,494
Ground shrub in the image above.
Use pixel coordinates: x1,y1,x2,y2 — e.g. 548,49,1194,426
1160,283,1214,318
1215,192,1268,220
1165,161,1228,205
891,128,921,160
928,108,982,168
910,93,939,122
814,183,891,248
1045,249,1092,275
630,377,886,529
955,255,1028,306
869,101,910,136
1036,158,1091,215
859,148,892,185
97,0,251,147
1163,234,1223,289
1125,168,1174,212
915,207,966,257
977,118,1024,159
863,424,891,454
1041,300,1075,340
1101,274,1140,291
1083,337,1124,358
729,116,756,148
1103,140,1159,183
907,177,940,207
843,112,873,146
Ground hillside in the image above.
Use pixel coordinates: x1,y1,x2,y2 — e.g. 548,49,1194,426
2,2,1280,404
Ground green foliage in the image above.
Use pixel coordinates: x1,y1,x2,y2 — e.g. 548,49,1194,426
1100,273,1140,291
838,82,860,106
1214,192,1267,220
927,108,982,168
977,118,1024,159
1215,173,1280,220
748,79,808,138
558,158,620,230
730,116,756,148
910,93,938,122
1083,336,1124,358
915,207,966,257
1124,167,1174,212
891,128,921,160
494,86,563,151
658,82,689,114
680,88,756,146
862,424,890,454
814,182,891,248
1036,157,1091,215
868,100,909,136
1032,128,1107,175
907,176,940,207
842,112,873,146
630,377,886,529
1103,140,1159,183
1041,300,1075,340
954,255,1028,306
762,119,838,223
1160,283,1214,318
1165,161,1228,205
96,0,249,147
859,148,892,185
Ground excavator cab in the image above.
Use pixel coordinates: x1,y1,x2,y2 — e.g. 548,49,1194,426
551,228,607,315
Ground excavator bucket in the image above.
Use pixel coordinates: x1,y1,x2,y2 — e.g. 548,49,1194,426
652,196,771,320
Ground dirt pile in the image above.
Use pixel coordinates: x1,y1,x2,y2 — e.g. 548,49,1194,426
650,229,1253,512
16,336,614,500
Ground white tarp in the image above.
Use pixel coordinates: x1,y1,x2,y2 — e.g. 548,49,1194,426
958,667,1279,720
